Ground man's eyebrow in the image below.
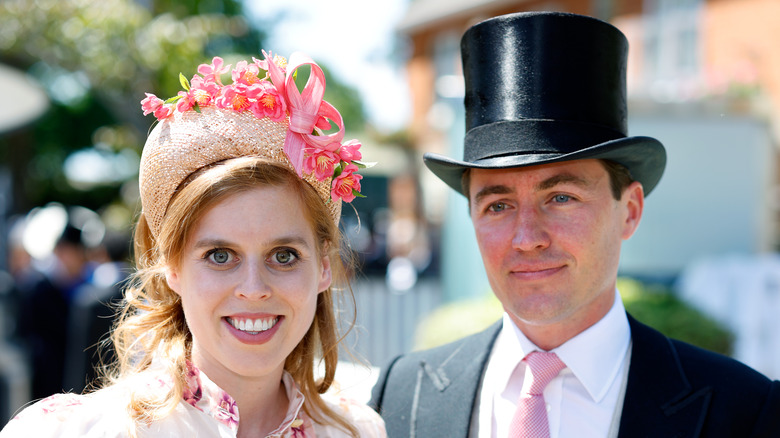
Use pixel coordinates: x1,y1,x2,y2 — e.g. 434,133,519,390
471,172,592,204
535,173,591,191
473,185,514,205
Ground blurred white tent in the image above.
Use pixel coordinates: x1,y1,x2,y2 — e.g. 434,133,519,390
0,63,48,134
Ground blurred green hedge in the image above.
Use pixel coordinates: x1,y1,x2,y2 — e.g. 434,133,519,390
618,278,733,355
413,277,734,356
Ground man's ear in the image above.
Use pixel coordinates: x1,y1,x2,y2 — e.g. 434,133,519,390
165,267,182,296
621,181,645,240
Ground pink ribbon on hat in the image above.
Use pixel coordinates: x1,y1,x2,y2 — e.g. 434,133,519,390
264,51,345,177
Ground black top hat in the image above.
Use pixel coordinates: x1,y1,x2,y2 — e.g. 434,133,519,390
423,11,666,196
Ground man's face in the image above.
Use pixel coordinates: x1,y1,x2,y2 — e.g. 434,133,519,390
468,159,643,345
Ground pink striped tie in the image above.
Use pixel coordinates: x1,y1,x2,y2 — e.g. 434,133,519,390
507,351,566,438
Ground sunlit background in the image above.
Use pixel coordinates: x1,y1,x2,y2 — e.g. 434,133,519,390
1,0,779,423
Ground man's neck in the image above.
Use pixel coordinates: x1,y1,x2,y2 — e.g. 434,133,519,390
510,291,616,350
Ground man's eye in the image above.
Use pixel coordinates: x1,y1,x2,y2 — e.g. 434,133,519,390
553,194,571,203
208,250,232,264
488,202,507,212
271,249,298,265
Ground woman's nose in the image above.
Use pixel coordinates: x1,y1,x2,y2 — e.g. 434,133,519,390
235,262,272,300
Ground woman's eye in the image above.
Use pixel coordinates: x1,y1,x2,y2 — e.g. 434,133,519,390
271,249,298,265
208,249,232,264
553,194,571,203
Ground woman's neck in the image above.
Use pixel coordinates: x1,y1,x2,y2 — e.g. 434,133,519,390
194,360,291,437
232,375,289,438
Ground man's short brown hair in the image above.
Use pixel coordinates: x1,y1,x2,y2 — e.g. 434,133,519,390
600,159,634,200
461,159,635,202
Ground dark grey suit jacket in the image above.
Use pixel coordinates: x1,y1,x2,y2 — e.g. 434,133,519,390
370,315,780,437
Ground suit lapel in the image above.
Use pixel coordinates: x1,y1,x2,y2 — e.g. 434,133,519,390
618,315,712,438
411,322,501,438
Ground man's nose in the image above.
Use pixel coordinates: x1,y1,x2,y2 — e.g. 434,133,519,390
511,206,551,252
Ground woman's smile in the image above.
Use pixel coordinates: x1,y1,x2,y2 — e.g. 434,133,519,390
225,316,279,333
223,315,283,345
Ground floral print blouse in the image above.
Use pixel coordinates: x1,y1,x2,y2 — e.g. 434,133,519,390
0,363,386,437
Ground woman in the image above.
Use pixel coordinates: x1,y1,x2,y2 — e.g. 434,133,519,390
2,52,385,437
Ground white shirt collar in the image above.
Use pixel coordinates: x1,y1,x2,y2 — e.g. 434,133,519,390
493,289,630,403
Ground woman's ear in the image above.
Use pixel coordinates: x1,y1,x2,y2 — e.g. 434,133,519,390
318,251,332,294
165,267,182,296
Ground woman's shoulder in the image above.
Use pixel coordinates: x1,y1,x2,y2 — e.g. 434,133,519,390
318,394,386,438
1,389,133,437
10,392,88,421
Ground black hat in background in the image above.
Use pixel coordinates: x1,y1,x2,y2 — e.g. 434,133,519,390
423,11,666,196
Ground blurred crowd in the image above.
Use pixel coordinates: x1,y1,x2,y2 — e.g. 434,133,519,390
0,203,131,420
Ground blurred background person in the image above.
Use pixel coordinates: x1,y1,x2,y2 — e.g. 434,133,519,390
13,204,104,400
62,228,131,393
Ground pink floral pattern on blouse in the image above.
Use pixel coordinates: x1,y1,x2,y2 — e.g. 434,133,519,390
182,361,203,408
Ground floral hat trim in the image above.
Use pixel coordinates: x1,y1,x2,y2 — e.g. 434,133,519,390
140,51,371,203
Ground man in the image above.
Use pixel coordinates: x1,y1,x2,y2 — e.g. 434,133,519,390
370,11,780,438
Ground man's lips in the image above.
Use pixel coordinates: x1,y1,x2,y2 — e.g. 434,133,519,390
509,265,565,279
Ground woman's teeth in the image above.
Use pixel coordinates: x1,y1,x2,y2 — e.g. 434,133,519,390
227,317,278,333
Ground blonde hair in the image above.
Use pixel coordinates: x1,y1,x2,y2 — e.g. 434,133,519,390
106,157,357,436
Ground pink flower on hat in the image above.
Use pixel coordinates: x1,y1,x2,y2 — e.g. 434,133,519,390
141,93,172,119
197,56,230,84
304,145,340,181
248,81,286,122
141,93,162,115
190,75,221,105
338,139,363,162
176,90,197,112
216,83,252,112
331,163,363,203
232,60,261,86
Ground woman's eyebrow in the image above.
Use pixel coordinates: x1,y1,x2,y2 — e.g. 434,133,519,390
191,238,233,250
268,236,311,249
191,235,312,250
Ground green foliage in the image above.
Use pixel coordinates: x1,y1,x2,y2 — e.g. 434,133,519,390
618,278,734,356
0,0,258,95
413,278,735,356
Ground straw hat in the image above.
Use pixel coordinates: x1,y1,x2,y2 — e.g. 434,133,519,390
139,52,367,237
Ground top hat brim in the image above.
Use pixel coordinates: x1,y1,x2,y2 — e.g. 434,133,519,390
424,135,666,198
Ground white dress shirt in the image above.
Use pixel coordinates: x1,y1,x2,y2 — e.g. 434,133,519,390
476,289,631,438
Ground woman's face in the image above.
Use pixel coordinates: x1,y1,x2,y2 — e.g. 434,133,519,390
165,184,331,382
